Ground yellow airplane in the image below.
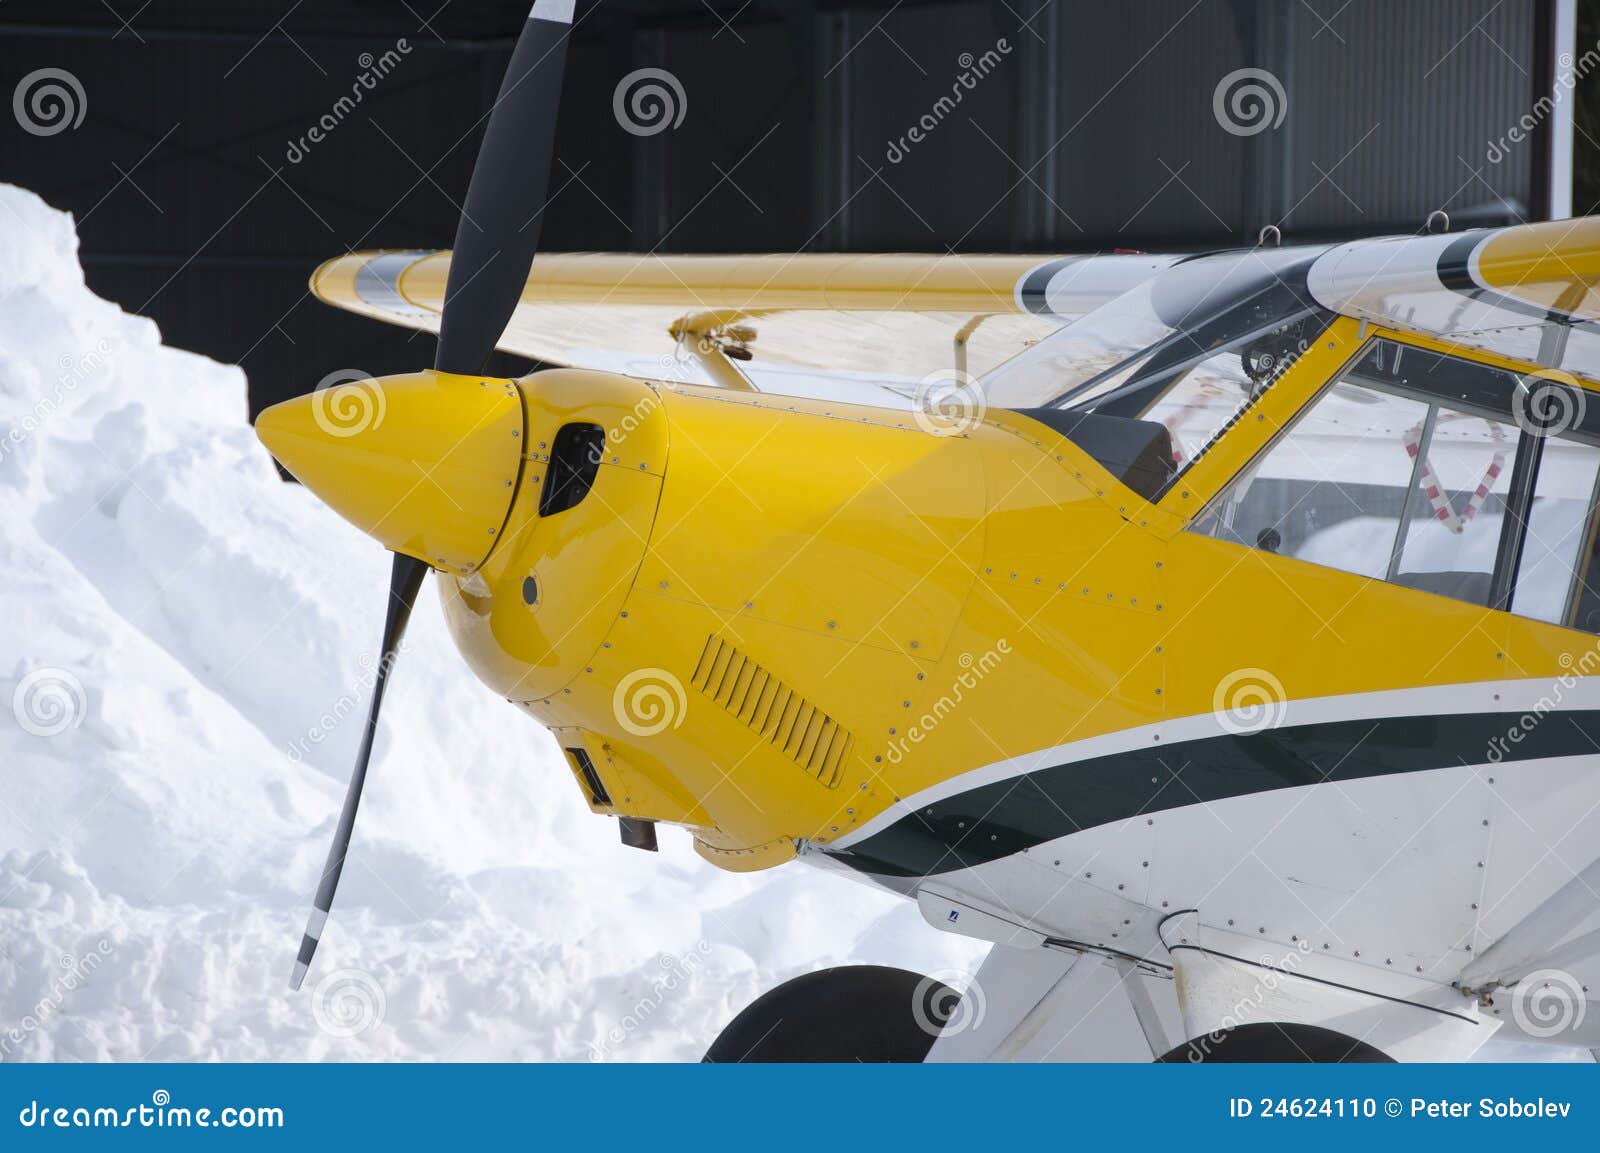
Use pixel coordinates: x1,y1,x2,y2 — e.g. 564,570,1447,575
257,1,1600,1061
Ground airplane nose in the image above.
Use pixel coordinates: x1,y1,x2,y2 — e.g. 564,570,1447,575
254,369,525,574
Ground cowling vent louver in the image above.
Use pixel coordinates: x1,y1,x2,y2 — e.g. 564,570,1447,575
690,635,851,788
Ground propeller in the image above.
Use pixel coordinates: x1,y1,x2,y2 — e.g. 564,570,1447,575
290,552,427,991
436,0,574,376
287,0,573,991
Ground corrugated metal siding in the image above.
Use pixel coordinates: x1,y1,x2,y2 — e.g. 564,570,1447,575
1051,0,1252,246
1282,0,1536,232
825,0,1542,247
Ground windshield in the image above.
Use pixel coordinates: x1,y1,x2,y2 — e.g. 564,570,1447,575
983,247,1336,479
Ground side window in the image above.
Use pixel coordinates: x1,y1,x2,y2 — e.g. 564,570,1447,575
1141,350,1263,470
1192,337,1600,628
1191,382,1430,581
1088,309,1330,483
1389,408,1516,607
1521,439,1600,626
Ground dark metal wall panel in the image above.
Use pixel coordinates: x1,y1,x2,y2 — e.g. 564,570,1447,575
1280,0,1537,234
833,1,1024,250
647,19,815,252
1048,0,1252,248
960,0,1542,247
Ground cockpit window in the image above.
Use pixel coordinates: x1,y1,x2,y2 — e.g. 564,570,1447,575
984,248,1336,496
1191,337,1600,631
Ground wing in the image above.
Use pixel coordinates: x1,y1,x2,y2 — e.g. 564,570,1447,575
310,250,1177,405
316,219,1600,407
1307,215,1600,379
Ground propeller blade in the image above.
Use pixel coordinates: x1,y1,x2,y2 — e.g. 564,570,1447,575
289,552,430,991
435,0,573,376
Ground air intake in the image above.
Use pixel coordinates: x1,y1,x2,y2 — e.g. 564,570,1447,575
565,746,611,807
690,636,851,788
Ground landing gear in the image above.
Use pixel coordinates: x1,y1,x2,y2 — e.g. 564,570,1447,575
1156,1022,1393,1063
703,965,955,1062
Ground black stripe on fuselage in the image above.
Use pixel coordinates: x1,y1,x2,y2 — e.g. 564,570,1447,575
825,708,1600,879
1436,232,1600,334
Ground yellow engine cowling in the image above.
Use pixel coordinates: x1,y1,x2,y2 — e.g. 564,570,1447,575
438,372,992,868
262,364,1122,872
264,334,1600,882
437,369,670,704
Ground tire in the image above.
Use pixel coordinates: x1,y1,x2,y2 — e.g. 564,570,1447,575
1157,1022,1394,1063
703,965,954,1062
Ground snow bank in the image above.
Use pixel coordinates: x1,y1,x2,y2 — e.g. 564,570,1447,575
0,184,980,1062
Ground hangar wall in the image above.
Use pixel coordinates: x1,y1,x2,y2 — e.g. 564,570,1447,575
0,0,1570,413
